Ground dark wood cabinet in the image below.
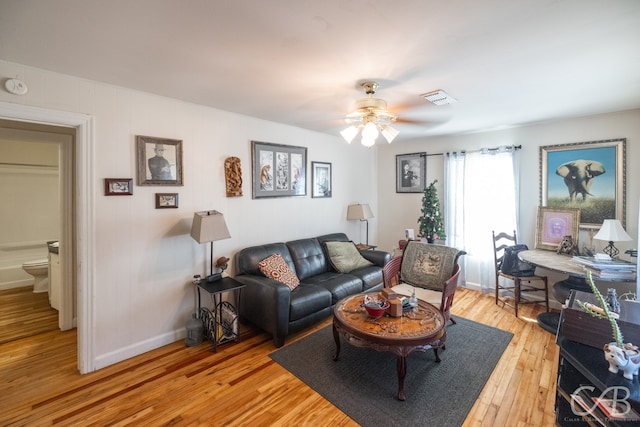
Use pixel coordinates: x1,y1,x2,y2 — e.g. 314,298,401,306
556,300,640,426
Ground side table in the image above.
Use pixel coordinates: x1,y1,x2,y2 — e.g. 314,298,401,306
194,276,246,352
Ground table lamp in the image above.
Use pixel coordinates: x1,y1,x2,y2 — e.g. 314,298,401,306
593,219,631,258
190,210,231,282
347,203,374,245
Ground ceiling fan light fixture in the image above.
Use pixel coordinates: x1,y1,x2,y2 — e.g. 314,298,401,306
361,121,379,140
361,136,376,148
340,126,359,144
380,125,399,143
341,81,399,147
421,89,457,106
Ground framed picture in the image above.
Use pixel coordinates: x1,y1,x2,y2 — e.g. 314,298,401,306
535,206,581,251
136,135,183,186
311,161,332,198
155,193,178,209
396,152,426,193
251,141,307,199
540,138,626,228
104,178,133,196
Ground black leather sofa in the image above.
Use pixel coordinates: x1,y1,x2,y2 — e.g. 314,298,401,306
235,232,390,347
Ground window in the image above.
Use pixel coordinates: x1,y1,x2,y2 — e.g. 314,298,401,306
445,147,520,291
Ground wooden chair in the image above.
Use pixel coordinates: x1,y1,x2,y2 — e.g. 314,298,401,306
492,230,549,317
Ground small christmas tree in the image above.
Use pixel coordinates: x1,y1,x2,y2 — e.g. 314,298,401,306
418,180,446,243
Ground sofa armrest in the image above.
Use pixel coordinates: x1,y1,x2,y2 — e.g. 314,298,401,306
360,249,391,267
235,274,291,346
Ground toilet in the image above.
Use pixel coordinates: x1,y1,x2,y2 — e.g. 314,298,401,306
22,259,49,293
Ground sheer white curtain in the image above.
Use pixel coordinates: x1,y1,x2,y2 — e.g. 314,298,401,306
445,147,520,292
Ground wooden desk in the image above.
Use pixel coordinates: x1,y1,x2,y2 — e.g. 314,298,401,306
518,249,636,334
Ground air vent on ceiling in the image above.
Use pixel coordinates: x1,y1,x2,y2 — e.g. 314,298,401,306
421,89,457,106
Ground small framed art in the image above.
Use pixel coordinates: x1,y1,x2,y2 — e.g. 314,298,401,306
104,178,133,196
155,193,179,209
396,153,426,193
535,206,581,251
311,161,332,198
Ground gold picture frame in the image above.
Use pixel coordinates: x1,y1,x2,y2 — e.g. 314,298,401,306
535,206,581,251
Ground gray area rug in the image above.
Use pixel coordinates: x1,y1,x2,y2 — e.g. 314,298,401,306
270,317,513,427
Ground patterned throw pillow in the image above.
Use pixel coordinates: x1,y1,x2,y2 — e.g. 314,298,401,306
325,241,374,273
258,253,300,290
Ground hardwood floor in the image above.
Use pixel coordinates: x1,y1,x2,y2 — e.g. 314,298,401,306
0,286,58,344
1,287,559,426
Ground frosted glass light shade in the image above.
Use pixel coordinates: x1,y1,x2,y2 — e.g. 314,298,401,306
340,126,359,144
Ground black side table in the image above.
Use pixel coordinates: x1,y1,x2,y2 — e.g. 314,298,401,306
194,277,246,352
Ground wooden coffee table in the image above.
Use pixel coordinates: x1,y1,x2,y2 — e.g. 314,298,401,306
332,292,446,401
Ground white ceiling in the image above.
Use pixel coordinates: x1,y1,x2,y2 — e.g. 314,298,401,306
1,0,640,143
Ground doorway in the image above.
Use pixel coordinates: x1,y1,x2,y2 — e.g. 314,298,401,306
0,103,95,373
0,119,75,331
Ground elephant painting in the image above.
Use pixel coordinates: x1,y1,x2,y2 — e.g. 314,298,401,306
555,160,606,201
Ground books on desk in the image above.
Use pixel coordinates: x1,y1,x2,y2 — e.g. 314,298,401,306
571,256,637,280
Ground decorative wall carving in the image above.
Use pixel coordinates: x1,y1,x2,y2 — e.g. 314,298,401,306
224,157,243,197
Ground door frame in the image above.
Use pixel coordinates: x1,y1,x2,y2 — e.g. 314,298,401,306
0,102,95,373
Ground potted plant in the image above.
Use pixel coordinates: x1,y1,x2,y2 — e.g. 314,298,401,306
417,180,446,243
577,271,640,379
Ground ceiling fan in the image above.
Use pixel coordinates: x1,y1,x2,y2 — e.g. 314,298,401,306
340,81,400,147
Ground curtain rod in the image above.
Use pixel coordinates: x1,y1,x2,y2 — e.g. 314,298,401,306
417,145,521,157
444,144,522,156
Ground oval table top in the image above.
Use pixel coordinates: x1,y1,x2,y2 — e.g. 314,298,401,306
518,249,585,277
333,293,445,344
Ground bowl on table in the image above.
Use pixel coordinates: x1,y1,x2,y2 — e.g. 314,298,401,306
364,301,390,318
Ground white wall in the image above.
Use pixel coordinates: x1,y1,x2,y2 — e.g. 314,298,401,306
377,109,640,293
0,60,377,369
0,135,61,288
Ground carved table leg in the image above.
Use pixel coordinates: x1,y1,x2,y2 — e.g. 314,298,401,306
397,355,407,401
332,321,341,361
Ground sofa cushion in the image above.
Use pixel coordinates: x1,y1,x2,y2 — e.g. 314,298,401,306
236,243,293,276
286,238,328,280
302,272,364,304
400,241,462,291
289,284,333,322
258,253,300,290
324,241,373,273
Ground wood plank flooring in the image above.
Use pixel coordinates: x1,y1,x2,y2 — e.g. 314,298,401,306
0,286,58,344
0,287,559,426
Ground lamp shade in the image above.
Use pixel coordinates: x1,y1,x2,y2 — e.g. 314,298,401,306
190,210,231,243
347,204,374,220
593,219,632,242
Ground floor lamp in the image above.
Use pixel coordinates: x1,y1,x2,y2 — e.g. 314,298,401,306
347,203,374,246
190,210,231,282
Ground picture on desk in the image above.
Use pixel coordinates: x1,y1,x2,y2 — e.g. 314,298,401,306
535,206,580,251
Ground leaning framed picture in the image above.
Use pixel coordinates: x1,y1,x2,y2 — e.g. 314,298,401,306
155,193,178,209
396,152,426,193
311,161,332,198
136,135,183,186
540,138,626,228
104,178,133,196
251,141,307,198
535,206,581,251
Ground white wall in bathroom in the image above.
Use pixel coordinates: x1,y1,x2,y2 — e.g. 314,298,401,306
0,135,62,288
